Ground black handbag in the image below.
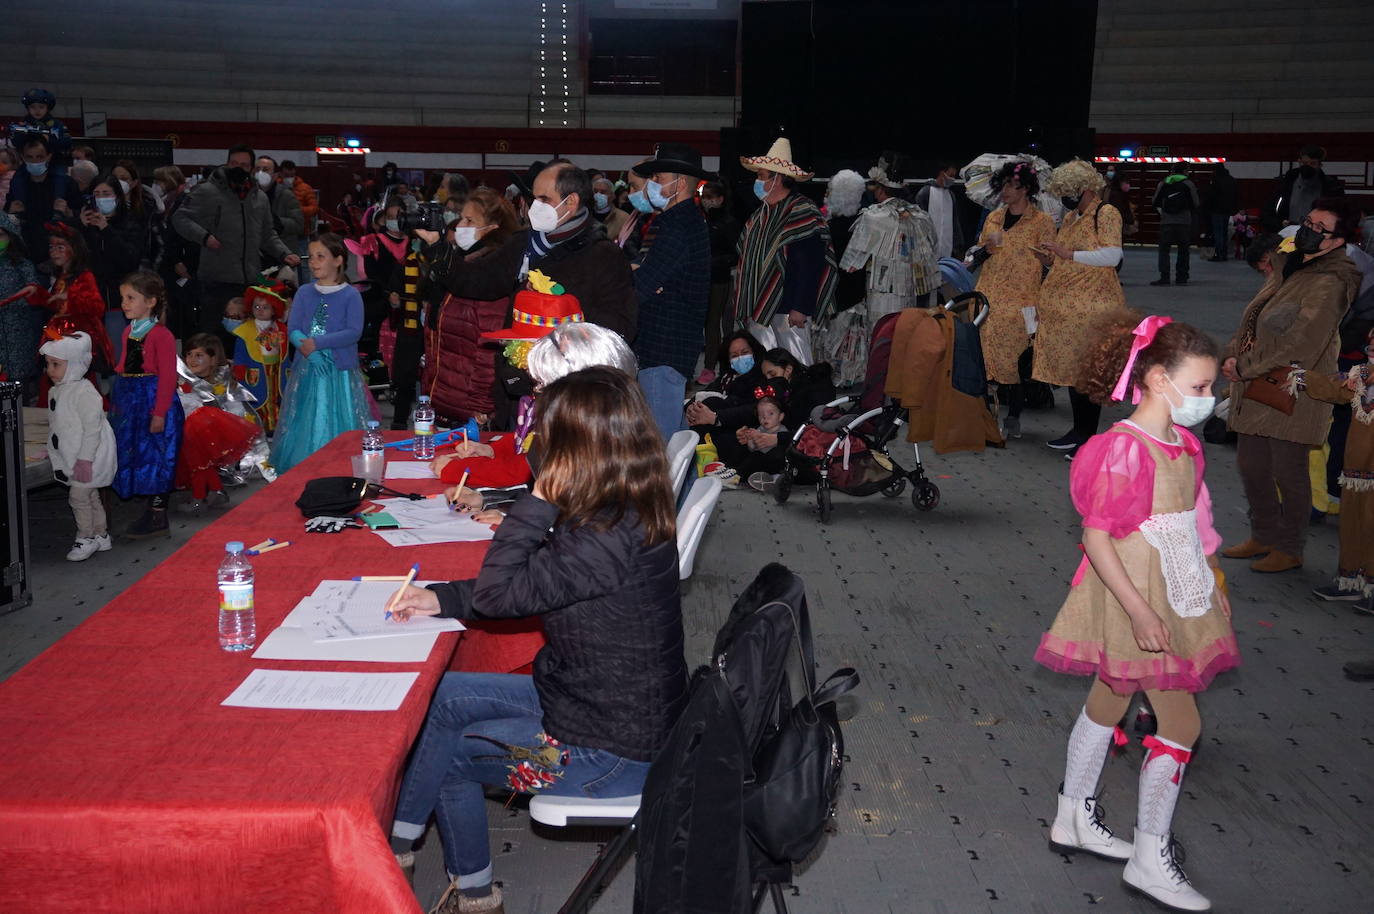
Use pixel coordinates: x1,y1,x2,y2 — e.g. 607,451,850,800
294,477,423,518
741,602,859,865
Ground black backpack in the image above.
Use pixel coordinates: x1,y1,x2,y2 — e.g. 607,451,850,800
1160,180,1194,215
634,564,859,913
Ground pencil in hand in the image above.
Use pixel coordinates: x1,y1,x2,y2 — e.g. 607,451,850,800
383,562,420,621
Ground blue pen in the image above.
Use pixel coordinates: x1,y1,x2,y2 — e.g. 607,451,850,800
384,563,421,620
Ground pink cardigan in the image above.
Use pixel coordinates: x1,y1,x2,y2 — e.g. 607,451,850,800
115,323,178,418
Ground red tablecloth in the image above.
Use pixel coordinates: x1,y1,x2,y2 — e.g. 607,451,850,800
0,432,543,914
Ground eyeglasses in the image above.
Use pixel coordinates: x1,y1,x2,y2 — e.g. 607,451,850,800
1301,218,1335,236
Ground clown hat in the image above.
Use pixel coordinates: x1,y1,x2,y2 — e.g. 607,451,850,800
244,281,290,319
741,137,814,182
482,289,584,341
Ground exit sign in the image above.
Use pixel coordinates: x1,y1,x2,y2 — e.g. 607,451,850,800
315,135,337,148
1147,145,1170,155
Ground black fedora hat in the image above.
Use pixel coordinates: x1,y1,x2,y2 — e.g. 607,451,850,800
507,160,549,199
632,143,714,181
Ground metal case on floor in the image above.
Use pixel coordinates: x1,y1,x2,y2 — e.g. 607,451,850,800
0,381,33,615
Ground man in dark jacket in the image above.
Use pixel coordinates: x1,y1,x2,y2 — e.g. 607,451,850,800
1265,144,1344,231
1204,163,1239,261
523,162,637,341
1151,163,1200,286
172,144,300,337
701,181,739,380
630,143,712,440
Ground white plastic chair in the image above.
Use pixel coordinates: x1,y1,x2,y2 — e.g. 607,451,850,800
676,476,723,580
528,794,641,914
666,429,699,498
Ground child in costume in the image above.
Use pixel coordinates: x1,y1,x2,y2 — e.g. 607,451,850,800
222,281,289,433
1034,313,1240,913
1293,327,1374,612
176,333,265,513
110,270,184,539
747,385,789,449
269,233,374,474
39,332,116,561
31,221,114,390
7,88,72,158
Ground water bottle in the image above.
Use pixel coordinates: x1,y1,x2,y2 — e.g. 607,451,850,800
217,542,257,652
361,420,384,481
412,395,436,460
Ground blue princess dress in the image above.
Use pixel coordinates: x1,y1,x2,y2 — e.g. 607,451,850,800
269,282,376,474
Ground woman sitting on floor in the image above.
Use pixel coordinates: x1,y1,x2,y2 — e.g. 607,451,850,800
386,366,688,914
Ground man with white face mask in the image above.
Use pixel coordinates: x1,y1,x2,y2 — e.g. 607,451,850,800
254,156,304,264
518,161,637,340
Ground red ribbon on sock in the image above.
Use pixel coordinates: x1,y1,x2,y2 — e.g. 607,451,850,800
1142,735,1192,784
1112,726,1129,748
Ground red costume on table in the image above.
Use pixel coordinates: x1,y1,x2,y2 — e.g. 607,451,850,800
435,432,534,489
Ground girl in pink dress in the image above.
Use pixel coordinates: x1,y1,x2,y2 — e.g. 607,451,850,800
1034,313,1240,913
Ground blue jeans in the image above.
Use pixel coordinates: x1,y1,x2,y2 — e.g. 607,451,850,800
1210,213,1230,259
392,673,650,884
638,365,687,443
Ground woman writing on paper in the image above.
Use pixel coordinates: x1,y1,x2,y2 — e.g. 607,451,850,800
386,367,686,913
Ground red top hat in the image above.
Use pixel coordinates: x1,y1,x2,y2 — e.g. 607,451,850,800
482,289,584,341
244,281,290,319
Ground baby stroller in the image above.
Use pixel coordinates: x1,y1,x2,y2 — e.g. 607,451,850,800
773,291,990,523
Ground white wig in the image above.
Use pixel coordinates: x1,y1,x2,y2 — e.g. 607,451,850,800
526,322,638,387
826,169,865,218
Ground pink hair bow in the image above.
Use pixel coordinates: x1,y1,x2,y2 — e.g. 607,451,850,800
1110,315,1173,403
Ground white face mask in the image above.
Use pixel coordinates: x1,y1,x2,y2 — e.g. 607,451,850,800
255,170,273,189
283,176,296,187
1166,375,1214,427
527,196,567,234
118,179,131,195
453,226,483,250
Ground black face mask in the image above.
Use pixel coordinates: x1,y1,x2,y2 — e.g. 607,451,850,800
1060,193,1082,212
224,166,250,186
1293,224,1331,255
1298,165,1317,180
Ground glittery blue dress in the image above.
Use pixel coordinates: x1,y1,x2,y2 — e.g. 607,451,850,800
269,285,374,473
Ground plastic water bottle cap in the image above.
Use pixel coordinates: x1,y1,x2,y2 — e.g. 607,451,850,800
367,420,380,429
226,541,244,553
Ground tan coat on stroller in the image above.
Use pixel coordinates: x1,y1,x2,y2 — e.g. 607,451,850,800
885,308,1004,454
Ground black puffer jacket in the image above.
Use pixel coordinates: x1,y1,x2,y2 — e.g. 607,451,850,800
428,495,687,761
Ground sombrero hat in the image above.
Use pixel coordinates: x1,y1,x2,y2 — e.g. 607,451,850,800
481,289,585,341
740,137,813,182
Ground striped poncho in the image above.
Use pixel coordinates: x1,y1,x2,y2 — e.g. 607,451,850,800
730,192,839,327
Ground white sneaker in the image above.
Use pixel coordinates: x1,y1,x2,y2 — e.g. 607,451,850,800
1122,830,1211,911
92,533,112,552
66,537,105,562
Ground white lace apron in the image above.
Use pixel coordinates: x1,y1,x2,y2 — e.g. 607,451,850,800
1136,508,1213,618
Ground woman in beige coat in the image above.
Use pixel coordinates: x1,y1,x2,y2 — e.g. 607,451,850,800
1221,198,1362,573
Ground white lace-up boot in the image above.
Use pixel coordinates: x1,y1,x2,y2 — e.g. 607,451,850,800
1050,790,1133,860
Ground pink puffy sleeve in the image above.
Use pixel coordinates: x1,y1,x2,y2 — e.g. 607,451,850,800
1069,431,1156,539
1179,428,1221,555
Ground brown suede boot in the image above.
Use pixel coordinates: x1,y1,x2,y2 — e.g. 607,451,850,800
1220,538,1270,559
1251,550,1302,573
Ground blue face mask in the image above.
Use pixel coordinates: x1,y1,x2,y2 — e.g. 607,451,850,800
593,192,609,212
730,354,755,375
629,190,654,214
26,161,48,177
646,178,675,210
95,197,118,215
385,219,401,234
753,177,769,201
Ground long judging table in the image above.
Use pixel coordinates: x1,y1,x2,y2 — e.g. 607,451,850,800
0,432,539,913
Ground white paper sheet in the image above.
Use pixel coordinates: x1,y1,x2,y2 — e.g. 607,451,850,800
385,461,438,479
253,597,440,662
371,497,462,526
299,580,465,642
373,523,496,547
222,669,420,711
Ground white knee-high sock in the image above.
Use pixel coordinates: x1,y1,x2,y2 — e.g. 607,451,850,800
1062,708,1115,799
1137,735,1192,835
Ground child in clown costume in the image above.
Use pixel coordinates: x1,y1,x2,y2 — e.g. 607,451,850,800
222,280,289,433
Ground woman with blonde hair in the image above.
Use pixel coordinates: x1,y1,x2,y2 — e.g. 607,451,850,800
387,367,687,913
1032,158,1126,453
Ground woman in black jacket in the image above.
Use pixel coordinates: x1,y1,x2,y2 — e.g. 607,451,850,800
388,367,687,913
80,173,148,361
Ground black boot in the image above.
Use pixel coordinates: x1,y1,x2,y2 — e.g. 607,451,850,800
126,494,171,540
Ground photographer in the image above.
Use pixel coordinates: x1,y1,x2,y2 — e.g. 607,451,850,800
417,188,527,425
80,173,148,362
358,197,425,427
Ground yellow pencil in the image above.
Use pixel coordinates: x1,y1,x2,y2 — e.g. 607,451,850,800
247,538,275,552
251,540,292,555
450,468,470,511
383,563,420,620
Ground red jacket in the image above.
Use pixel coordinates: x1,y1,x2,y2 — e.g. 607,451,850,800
423,291,507,423
35,270,114,370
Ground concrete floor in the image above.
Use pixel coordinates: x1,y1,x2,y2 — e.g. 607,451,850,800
4,248,1372,912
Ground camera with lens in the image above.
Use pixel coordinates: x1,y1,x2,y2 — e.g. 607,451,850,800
397,202,447,233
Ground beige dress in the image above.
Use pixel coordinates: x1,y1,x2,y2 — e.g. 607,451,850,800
975,206,1057,384
1035,425,1241,694
1031,202,1126,387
